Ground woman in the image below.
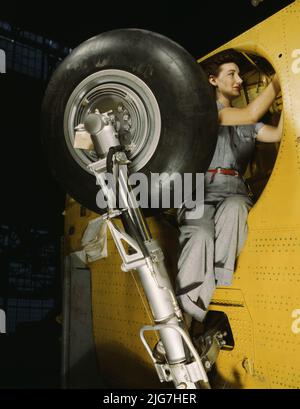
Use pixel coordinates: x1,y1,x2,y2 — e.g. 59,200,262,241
176,49,282,327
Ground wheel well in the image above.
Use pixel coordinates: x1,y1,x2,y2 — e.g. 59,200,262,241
233,52,282,203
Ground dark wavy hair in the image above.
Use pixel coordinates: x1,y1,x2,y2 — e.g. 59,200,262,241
200,49,243,79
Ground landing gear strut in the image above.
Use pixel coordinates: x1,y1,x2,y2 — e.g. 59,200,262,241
80,109,211,389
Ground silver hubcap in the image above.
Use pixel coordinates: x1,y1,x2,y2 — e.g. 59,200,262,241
64,69,161,173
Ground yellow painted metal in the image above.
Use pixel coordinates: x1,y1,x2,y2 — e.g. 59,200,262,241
196,1,300,389
64,2,300,388
88,216,178,389
64,199,179,388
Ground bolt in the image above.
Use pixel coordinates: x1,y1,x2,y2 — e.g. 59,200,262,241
123,114,129,121
117,105,123,112
204,360,211,369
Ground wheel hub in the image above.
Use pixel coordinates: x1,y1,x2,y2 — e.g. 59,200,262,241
64,69,161,173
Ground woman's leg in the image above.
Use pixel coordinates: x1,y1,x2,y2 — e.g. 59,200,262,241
214,195,252,286
176,204,216,322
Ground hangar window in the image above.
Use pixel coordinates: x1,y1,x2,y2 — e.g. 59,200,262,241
0,19,72,81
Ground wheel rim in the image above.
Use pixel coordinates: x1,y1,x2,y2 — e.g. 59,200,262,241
64,69,161,173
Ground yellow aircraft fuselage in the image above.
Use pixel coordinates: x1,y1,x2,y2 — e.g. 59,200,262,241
64,2,300,388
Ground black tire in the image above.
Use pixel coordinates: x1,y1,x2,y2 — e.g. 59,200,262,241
41,29,218,214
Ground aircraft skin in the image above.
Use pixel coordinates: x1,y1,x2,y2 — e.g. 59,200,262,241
63,1,300,388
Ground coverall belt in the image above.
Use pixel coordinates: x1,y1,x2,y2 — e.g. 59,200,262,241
208,168,240,176
207,168,240,183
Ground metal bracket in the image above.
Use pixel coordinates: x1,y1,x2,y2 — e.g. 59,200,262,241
140,323,209,383
87,158,107,176
149,247,164,263
154,363,173,383
106,219,146,271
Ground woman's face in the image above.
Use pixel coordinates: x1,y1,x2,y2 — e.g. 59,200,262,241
209,62,243,100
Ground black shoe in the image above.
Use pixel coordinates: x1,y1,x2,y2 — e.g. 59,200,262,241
190,319,205,339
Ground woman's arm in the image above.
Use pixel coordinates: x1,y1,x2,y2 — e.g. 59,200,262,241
256,111,283,143
219,74,281,126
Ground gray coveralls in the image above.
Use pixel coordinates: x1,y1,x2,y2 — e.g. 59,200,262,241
176,102,264,321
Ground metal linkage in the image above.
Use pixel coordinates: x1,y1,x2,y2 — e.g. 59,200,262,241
140,324,210,388
80,110,211,389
